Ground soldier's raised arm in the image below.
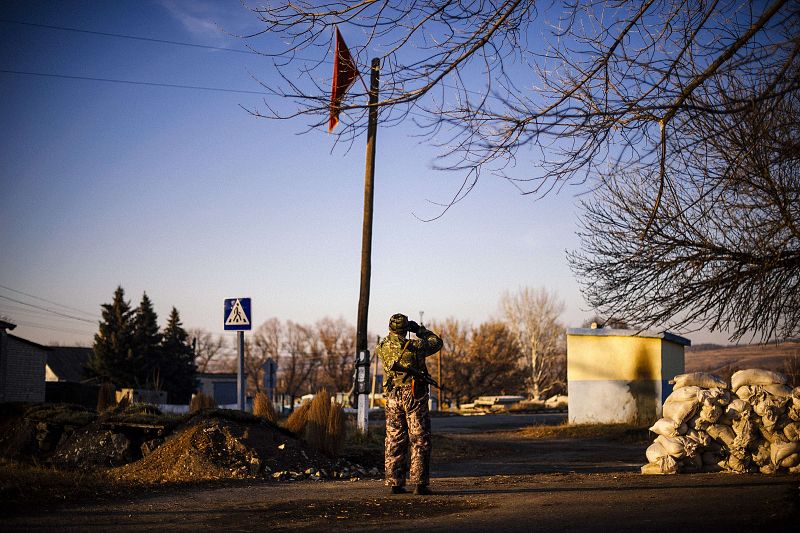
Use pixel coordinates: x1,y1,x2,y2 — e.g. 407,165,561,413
407,321,442,357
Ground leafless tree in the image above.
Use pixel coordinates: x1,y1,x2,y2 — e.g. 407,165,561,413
188,328,230,373
427,319,528,404
245,1,799,216
313,317,356,392
500,287,566,399
427,318,469,406
568,92,800,342
244,318,283,394
280,320,323,401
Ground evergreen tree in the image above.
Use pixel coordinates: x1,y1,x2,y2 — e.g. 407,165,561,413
88,286,135,386
160,307,197,403
131,292,162,389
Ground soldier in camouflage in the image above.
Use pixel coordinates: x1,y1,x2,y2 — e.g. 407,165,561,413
377,313,443,495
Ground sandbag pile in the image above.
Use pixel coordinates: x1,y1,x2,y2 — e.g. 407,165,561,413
641,370,800,475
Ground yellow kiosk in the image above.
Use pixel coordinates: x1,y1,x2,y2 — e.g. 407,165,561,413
567,327,689,425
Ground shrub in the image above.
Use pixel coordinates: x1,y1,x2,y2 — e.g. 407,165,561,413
283,401,311,435
96,382,117,412
324,400,345,457
253,392,277,424
304,390,331,454
280,391,346,457
189,392,216,414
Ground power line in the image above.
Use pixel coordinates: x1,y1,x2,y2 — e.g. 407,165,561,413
0,283,97,318
0,294,96,324
9,319,96,337
2,17,491,100
0,70,269,95
0,19,260,55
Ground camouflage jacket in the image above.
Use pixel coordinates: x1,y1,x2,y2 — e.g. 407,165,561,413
377,329,443,392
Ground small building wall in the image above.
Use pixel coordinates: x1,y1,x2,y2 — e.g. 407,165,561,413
567,328,688,425
0,334,47,403
197,372,238,406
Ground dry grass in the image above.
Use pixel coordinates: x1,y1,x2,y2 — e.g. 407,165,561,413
283,400,311,435
685,341,800,374
253,392,277,424
189,392,216,414
518,423,650,442
279,392,346,458
0,458,123,514
304,390,330,455
324,401,346,457
96,382,117,413
782,353,800,388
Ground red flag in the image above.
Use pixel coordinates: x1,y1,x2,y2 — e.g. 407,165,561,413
329,28,359,132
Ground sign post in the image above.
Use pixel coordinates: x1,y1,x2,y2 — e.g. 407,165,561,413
224,297,252,411
263,357,277,401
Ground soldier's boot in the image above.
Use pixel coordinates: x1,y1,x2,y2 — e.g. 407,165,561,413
414,484,432,495
390,486,408,494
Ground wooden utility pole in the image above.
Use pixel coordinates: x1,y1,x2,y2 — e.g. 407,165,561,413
437,350,443,409
369,348,379,409
355,58,380,433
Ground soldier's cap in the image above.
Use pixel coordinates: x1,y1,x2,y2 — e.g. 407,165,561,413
389,313,409,333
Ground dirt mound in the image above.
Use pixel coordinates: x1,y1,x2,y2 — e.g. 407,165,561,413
113,414,378,484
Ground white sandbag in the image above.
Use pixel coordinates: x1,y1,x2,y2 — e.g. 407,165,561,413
655,434,698,459
646,441,669,463
759,424,785,444
734,385,763,401
696,401,722,424
760,464,777,474
725,454,750,473
770,441,800,465
752,395,789,417
641,455,678,475
670,372,727,390
764,383,793,397
762,412,780,431
730,369,787,391
706,424,736,447
789,395,800,422
751,440,771,467
723,399,751,422
732,416,757,450
783,422,800,442
780,453,800,469
686,413,712,432
663,399,699,425
684,428,711,447
790,407,800,422
665,386,701,404
705,387,731,405
649,418,687,438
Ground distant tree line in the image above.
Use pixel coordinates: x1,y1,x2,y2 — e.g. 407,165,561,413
87,286,196,403
194,286,571,403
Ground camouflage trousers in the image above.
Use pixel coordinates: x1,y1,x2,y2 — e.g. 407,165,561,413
384,385,431,487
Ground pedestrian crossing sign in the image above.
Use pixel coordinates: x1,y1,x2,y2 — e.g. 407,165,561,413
224,298,251,331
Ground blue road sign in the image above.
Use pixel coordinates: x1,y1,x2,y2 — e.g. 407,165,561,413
224,298,252,331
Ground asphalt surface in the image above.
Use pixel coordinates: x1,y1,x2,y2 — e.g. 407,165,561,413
431,412,566,433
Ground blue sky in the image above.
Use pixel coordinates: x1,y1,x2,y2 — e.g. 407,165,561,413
0,0,731,347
